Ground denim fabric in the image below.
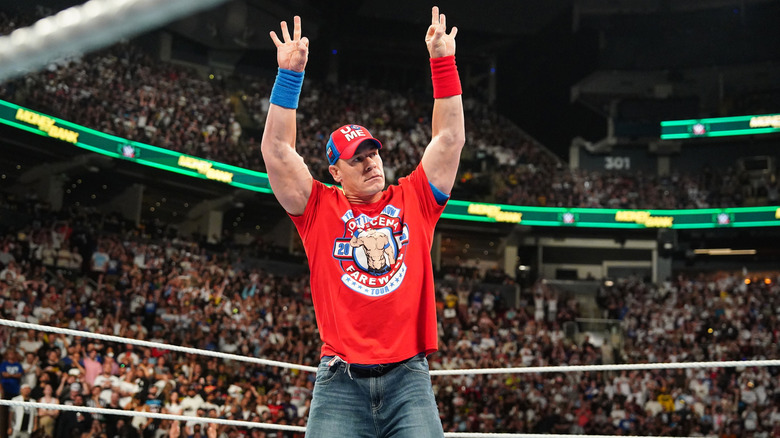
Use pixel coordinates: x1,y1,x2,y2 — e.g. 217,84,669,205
305,354,444,438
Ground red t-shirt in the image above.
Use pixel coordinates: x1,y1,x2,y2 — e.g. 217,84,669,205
289,165,445,364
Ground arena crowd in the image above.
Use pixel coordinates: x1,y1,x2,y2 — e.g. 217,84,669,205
0,196,778,437
0,9,777,212
1,6,779,438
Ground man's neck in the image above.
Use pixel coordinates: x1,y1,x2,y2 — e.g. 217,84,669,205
345,192,383,205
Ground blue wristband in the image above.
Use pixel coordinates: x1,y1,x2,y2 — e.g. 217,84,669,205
270,68,305,109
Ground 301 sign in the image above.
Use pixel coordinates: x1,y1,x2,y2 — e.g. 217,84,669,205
604,156,631,170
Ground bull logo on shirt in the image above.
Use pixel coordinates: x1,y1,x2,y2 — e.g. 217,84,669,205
332,205,409,297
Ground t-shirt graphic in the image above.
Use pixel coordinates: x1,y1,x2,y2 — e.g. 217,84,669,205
332,205,410,297
289,165,445,363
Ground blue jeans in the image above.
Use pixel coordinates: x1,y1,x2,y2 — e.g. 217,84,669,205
305,354,444,438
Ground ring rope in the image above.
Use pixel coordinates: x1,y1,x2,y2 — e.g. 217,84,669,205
4,318,772,438
0,399,305,433
429,358,780,375
3,319,779,376
0,400,678,438
0,0,229,82
0,318,318,373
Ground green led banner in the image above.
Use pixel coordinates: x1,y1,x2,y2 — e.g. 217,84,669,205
0,99,272,193
442,201,780,229
661,113,780,140
2,99,779,229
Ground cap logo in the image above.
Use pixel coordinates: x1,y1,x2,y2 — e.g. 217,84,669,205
341,125,367,142
326,145,336,163
327,124,381,165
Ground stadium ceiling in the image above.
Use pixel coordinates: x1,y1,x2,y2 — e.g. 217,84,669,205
575,0,777,16
24,0,776,67
161,0,571,59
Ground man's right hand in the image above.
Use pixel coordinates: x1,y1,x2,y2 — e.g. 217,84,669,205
269,16,310,72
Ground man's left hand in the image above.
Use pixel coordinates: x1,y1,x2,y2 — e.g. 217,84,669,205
425,6,458,59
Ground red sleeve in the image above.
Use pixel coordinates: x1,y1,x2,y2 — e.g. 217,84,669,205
402,164,447,225
288,179,326,242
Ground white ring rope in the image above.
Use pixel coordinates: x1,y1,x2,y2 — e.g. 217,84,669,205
0,0,229,82
443,435,657,438
0,400,673,438
0,318,318,373
4,318,777,438
429,358,780,376
0,399,305,433
3,318,779,376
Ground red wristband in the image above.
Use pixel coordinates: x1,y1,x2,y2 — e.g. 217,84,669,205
430,55,462,99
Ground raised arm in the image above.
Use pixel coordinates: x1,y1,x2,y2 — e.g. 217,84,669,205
260,16,313,216
420,6,466,195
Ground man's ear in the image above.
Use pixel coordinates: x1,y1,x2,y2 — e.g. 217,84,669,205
328,164,342,183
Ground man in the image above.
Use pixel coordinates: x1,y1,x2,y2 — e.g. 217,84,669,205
102,390,124,438
54,393,92,438
2,349,24,395
19,352,38,391
39,348,62,391
261,6,464,437
10,383,36,438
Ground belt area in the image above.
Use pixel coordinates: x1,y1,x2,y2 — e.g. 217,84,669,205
349,358,411,378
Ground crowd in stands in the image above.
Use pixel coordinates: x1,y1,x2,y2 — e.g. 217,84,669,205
1,7,780,437
2,8,778,212
0,192,779,438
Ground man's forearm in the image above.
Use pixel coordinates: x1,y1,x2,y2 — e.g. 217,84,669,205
432,95,465,146
419,7,465,194
430,55,464,142
262,105,298,156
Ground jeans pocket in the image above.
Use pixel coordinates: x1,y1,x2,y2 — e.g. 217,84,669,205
315,363,340,387
401,354,430,376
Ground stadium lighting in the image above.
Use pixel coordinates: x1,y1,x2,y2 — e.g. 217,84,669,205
2,99,780,230
660,113,780,140
692,248,757,256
